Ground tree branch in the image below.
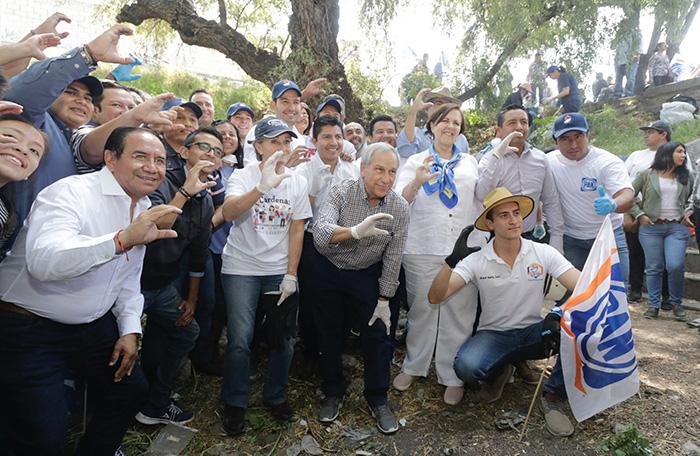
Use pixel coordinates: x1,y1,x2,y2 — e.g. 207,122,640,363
668,0,700,61
217,0,227,25
117,0,282,84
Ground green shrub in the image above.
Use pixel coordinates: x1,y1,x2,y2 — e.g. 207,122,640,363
601,426,654,456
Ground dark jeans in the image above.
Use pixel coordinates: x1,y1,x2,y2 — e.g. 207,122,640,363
653,75,667,86
614,64,627,97
312,255,399,407
141,284,200,416
561,96,581,113
189,251,227,366
298,232,321,355
0,310,147,455
453,320,565,398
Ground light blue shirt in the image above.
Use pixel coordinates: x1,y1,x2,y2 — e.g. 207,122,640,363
396,127,469,159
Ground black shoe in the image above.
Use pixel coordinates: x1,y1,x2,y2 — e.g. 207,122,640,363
319,395,343,423
369,403,399,435
661,298,672,311
627,290,642,303
223,405,246,436
265,401,294,421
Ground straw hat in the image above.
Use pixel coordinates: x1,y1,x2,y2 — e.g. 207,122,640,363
475,187,534,231
423,87,461,105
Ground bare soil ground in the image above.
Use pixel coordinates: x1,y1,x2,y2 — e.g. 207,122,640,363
118,302,700,456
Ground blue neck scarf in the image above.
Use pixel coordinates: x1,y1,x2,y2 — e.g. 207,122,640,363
422,144,462,209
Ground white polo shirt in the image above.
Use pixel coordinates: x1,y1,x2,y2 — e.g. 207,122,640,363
453,239,573,332
295,153,359,229
547,146,632,239
396,150,480,256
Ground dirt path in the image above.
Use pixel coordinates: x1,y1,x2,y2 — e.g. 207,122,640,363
121,302,700,455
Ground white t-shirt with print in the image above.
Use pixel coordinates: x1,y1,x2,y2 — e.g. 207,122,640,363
222,164,312,275
453,239,573,332
547,146,632,239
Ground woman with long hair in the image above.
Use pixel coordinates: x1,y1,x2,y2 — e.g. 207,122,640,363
296,102,313,136
630,141,695,321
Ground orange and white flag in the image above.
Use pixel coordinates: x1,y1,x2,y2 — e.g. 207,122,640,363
560,215,639,422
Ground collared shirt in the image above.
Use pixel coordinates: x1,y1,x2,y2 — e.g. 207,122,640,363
453,239,573,331
4,47,95,235
295,153,360,230
547,146,632,239
396,127,470,161
395,150,479,256
477,142,565,251
313,178,409,297
0,168,149,336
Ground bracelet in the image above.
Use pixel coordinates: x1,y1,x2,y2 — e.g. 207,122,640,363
178,187,193,199
82,44,97,66
115,230,129,261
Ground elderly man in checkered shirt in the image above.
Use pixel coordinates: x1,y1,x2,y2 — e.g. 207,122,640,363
311,142,409,435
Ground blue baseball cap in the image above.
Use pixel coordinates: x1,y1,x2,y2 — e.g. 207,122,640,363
253,116,298,141
271,80,301,100
226,102,254,119
315,94,345,117
160,97,202,118
552,112,589,139
546,65,559,75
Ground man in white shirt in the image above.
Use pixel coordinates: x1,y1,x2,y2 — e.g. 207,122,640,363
546,113,634,289
624,120,676,303
296,116,359,359
344,121,366,157
314,94,360,161
0,127,181,454
428,187,581,437
476,105,565,251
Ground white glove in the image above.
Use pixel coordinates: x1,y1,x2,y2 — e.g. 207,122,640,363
350,213,394,239
368,298,391,335
256,150,291,193
277,274,297,306
309,164,333,197
492,131,522,159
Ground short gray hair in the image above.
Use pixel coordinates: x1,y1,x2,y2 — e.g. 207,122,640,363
362,142,399,167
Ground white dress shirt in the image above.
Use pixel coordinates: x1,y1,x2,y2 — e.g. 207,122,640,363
0,167,150,336
476,142,565,251
396,150,480,256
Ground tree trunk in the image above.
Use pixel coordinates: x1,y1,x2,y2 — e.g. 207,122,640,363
667,0,700,61
117,0,363,118
634,11,663,96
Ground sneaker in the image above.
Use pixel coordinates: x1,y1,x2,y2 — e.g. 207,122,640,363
369,403,399,434
540,393,574,436
265,401,294,421
135,402,194,425
319,396,343,423
627,290,642,303
222,405,246,436
392,372,415,392
443,386,464,405
643,307,659,319
515,361,540,385
476,364,515,404
672,305,688,321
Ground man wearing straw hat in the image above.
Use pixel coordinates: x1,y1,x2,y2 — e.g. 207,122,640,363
428,187,581,437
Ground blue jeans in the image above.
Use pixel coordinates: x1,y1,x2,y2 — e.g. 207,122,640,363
141,284,200,415
0,310,147,455
563,226,629,289
638,222,690,308
453,320,565,398
221,274,295,408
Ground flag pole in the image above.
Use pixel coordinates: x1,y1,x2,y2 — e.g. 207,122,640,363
518,350,553,441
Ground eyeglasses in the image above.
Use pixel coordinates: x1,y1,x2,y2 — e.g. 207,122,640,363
187,141,224,158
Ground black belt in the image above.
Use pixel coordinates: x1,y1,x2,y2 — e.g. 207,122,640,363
0,300,42,319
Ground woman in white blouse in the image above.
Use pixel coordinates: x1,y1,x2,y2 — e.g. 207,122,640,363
392,104,480,405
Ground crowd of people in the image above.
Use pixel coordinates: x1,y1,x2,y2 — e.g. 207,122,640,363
0,14,699,456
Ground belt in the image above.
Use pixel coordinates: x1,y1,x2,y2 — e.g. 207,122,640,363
652,219,679,224
0,300,41,319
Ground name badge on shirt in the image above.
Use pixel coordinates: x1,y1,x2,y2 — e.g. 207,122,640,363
527,263,544,281
580,177,598,192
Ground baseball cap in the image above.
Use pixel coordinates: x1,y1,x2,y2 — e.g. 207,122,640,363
271,80,302,100
552,112,589,139
253,116,298,141
315,94,345,117
160,97,203,118
639,120,672,136
546,65,559,75
73,76,103,99
226,102,255,119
